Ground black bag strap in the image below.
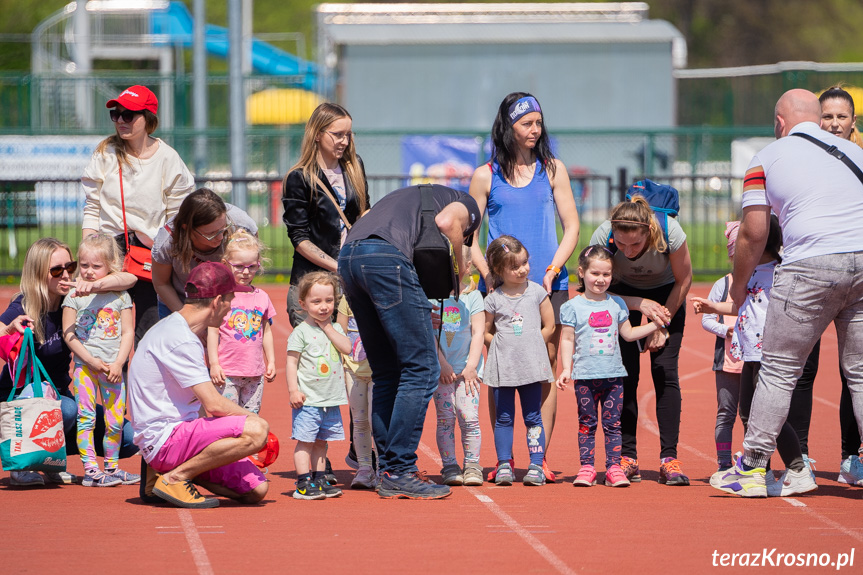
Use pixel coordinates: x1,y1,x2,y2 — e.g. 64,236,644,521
792,132,863,185
419,183,435,213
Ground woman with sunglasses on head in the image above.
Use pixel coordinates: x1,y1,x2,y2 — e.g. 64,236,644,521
282,102,368,327
0,238,139,487
81,85,195,343
151,188,258,317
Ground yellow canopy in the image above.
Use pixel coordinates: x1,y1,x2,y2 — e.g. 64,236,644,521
246,88,323,125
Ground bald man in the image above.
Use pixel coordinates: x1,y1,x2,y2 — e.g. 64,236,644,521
712,89,863,497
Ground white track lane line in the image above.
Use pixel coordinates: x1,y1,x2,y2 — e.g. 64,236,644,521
639,388,863,543
178,509,215,575
418,442,578,575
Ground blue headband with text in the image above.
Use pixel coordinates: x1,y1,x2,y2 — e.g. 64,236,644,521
508,96,542,124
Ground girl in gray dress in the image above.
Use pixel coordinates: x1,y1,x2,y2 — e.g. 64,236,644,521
483,235,555,486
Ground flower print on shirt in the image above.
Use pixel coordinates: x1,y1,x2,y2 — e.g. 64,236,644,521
588,310,617,356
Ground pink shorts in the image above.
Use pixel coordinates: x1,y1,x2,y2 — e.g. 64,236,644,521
150,416,266,495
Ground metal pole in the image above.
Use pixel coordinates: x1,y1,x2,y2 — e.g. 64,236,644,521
193,0,208,175
228,0,246,209
73,1,93,129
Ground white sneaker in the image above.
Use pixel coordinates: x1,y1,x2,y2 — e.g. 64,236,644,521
839,455,863,486
767,468,818,497
9,470,45,487
802,455,817,482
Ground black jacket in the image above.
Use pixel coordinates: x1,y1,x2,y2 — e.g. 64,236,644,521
281,158,368,284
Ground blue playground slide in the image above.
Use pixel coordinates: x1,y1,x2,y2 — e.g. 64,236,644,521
150,1,317,90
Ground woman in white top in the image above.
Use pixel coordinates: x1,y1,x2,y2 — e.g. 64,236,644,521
81,85,195,343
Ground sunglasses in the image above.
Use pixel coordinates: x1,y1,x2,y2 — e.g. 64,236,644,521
227,261,260,274
49,261,77,278
194,225,230,242
109,109,142,123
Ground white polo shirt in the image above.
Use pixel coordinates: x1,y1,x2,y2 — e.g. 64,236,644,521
742,122,863,263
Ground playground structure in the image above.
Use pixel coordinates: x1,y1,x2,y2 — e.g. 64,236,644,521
30,0,317,131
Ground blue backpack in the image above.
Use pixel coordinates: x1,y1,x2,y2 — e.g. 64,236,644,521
607,179,679,254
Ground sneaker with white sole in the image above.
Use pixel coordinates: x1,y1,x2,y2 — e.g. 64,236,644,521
43,471,79,484
107,469,141,485
711,460,767,497
839,455,863,486
82,470,122,487
351,466,377,489
572,464,597,487
9,470,45,487
767,467,818,497
522,463,546,486
462,463,483,486
493,461,514,486
802,454,817,482
441,464,464,486
604,464,631,487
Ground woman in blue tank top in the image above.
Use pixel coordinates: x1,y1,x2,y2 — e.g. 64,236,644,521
468,92,580,481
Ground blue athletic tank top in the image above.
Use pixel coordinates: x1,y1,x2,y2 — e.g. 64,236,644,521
478,160,568,292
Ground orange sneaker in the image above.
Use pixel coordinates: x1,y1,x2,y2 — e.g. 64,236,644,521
542,457,556,482
659,457,690,486
620,456,641,482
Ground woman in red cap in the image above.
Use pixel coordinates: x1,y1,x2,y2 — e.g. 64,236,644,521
81,85,195,344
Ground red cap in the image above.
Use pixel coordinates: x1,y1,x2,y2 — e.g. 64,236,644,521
106,85,158,115
185,262,253,300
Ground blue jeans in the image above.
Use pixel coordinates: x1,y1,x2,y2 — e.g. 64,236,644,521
338,239,440,475
744,252,863,468
60,391,137,459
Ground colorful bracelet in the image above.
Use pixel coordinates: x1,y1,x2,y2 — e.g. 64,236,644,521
546,265,561,277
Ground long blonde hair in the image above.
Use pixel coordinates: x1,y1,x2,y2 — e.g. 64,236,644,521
609,195,668,254
95,110,159,168
285,103,367,212
18,238,72,344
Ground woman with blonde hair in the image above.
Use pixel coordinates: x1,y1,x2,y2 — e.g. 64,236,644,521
0,238,138,487
81,85,195,342
589,191,693,486
282,102,368,327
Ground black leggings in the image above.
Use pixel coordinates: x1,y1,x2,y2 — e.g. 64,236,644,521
614,283,683,461
740,362,803,472
787,338,861,459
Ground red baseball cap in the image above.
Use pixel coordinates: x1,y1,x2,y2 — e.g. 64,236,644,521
106,85,158,115
185,262,253,299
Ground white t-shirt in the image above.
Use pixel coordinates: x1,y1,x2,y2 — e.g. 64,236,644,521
731,260,778,363
126,312,212,463
742,122,863,263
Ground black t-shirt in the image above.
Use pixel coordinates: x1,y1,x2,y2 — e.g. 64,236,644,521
0,294,72,399
345,184,481,259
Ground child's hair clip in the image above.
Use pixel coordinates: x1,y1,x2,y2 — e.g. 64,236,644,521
502,244,510,253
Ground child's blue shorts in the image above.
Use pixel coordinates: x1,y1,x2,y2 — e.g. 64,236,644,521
291,405,345,443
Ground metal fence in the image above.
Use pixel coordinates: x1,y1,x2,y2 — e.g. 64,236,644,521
0,172,740,281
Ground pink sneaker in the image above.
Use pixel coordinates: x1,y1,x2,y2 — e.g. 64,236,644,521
605,464,631,487
572,464,597,487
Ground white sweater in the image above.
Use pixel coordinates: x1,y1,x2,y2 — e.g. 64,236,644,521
81,138,195,243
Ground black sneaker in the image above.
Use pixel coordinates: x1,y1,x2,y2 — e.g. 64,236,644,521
320,482,343,498
323,458,338,486
378,471,452,499
293,477,326,500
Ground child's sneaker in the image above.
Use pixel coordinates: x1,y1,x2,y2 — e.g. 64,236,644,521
542,457,556,482
107,469,141,485
320,482,343,498
766,467,818,497
322,458,338,486
82,470,122,487
839,455,863,486
487,458,514,482
620,456,641,482
711,460,767,497
659,457,690,486
293,477,326,500
522,463,546,486
572,465,597,487
462,463,483,486
441,464,464,486
604,464,631,487
802,454,817,482
351,466,377,490
493,461,514,486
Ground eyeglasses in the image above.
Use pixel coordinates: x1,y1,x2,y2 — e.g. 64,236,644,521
227,261,260,274
325,131,353,143
194,225,230,242
109,109,142,123
49,261,77,278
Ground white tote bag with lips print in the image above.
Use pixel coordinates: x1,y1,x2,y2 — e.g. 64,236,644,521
0,328,66,472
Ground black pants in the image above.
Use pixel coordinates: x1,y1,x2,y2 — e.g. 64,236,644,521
614,282,683,461
787,338,861,459
740,362,803,472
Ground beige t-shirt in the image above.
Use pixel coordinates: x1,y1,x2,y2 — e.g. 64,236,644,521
589,217,686,289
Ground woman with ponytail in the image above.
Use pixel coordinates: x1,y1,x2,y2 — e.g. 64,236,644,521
589,192,693,486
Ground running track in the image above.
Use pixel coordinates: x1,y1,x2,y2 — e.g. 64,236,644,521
1,284,860,574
